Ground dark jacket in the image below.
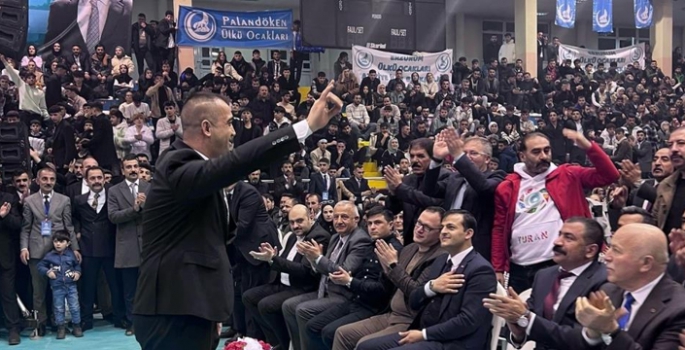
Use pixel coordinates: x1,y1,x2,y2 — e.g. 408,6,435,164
85,113,118,169
50,119,77,171
72,190,116,258
350,235,403,311
270,223,331,289
37,248,82,288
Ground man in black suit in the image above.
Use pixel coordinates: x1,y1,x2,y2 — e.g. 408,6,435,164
64,157,99,202
133,84,341,350
309,158,337,203
63,45,91,77
154,11,177,70
243,204,331,348
83,102,119,173
267,50,288,82
44,0,133,56
385,138,447,245
247,170,269,195
575,223,685,349
273,161,305,203
344,165,372,206
0,192,23,345
72,166,125,331
424,128,506,261
131,13,156,76
484,217,606,350
635,130,653,178
357,210,497,350
48,106,77,174
226,180,281,340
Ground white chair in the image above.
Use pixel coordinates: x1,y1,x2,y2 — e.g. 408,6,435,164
490,283,508,350
504,288,536,350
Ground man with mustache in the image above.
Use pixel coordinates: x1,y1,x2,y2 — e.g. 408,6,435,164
484,217,606,350
652,128,685,237
491,130,619,292
610,148,674,214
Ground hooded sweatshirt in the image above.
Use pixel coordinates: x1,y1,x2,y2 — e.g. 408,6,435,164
509,162,562,266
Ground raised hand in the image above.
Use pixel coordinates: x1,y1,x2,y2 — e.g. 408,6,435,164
562,129,592,150
306,81,343,131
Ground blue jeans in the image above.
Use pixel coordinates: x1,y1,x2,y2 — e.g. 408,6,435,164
52,283,81,326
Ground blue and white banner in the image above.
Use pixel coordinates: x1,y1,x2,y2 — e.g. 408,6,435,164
593,0,613,33
351,46,453,86
177,6,293,48
634,0,653,28
555,0,576,28
558,43,646,72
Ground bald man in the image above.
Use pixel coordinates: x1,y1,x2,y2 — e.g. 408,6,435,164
133,84,341,350
577,223,685,349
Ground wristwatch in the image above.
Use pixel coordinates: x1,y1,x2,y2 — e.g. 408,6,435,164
516,310,531,327
388,262,398,269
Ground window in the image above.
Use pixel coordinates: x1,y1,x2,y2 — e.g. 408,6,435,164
597,27,650,49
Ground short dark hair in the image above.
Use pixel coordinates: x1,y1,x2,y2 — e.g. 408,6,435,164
52,230,71,242
520,132,550,152
443,209,477,232
280,192,299,204
409,138,434,157
566,217,605,254
84,166,104,179
422,206,446,217
366,206,393,223
620,206,656,226
306,193,322,203
318,158,330,165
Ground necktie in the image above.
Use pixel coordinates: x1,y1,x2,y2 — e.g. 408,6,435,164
43,195,50,215
442,259,454,274
617,293,635,331
87,0,100,53
324,174,329,189
130,183,137,198
317,238,344,298
91,192,100,210
543,270,574,319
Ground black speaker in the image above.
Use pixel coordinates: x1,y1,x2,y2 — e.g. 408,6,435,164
0,122,30,185
0,0,28,59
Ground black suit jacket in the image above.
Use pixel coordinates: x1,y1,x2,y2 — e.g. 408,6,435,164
344,177,370,204
522,261,607,350
308,172,337,202
0,191,22,268
131,22,154,53
133,126,302,322
270,223,331,289
248,181,270,195
65,180,88,203
229,181,280,266
423,157,505,262
267,60,288,80
64,53,91,74
273,175,304,203
43,0,132,56
50,120,77,171
154,18,176,49
72,190,116,258
85,114,118,169
386,170,448,245
409,250,496,349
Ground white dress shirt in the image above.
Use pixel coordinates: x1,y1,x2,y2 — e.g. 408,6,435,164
77,0,110,44
87,189,106,213
125,179,139,197
80,180,90,195
281,235,305,286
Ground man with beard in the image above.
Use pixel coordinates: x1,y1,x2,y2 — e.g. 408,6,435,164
65,157,99,201
247,170,269,195
491,131,619,292
133,82,341,350
652,128,685,237
384,138,447,244
484,217,606,350
610,148,674,213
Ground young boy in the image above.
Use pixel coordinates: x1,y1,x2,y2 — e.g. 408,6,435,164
37,230,84,339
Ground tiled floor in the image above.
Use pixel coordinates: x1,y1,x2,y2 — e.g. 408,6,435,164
0,320,227,349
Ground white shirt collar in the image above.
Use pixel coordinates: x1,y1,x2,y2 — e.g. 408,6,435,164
195,150,209,160
81,179,90,194
88,188,105,199
40,191,55,200
627,273,665,306
125,179,139,187
566,260,593,277
447,246,474,270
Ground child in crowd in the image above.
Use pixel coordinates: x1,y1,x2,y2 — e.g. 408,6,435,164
37,230,83,339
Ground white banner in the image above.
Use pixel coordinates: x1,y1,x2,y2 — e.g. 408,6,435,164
351,45,453,86
557,43,646,72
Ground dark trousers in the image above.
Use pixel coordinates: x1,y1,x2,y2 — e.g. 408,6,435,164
133,49,156,76
306,301,376,350
80,256,124,326
243,282,307,348
508,259,556,293
157,48,177,72
290,52,304,87
0,236,21,328
234,260,271,339
134,314,217,350
118,267,139,323
357,332,444,350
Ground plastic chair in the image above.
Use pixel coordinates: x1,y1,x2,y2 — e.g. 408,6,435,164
504,288,536,350
490,283,508,350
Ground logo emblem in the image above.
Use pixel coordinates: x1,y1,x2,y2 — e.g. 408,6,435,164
355,50,373,70
184,10,216,43
636,4,652,27
435,53,452,73
595,9,611,29
556,3,573,24
631,45,644,62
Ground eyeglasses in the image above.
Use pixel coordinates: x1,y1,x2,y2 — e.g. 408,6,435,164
415,221,440,232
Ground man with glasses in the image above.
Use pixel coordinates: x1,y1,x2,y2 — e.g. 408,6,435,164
422,128,505,261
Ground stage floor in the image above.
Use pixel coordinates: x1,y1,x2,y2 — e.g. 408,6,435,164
0,320,226,349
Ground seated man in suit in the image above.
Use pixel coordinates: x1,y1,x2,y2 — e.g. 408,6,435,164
243,204,330,349
332,207,446,350
357,209,496,350
273,161,305,204
343,165,372,205
575,223,685,349
282,201,373,350
309,158,338,203
484,217,606,350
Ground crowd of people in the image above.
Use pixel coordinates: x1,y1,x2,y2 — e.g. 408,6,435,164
0,8,685,350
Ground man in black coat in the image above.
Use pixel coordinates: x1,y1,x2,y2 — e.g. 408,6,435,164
83,102,118,173
243,204,330,348
72,166,124,331
0,192,23,345
226,180,281,340
154,11,177,69
133,85,341,350
308,158,337,203
131,13,156,75
48,105,77,174
423,128,506,261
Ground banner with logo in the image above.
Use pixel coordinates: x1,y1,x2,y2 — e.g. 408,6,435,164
555,0,576,28
351,45,453,85
634,0,653,29
177,6,292,48
557,43,646,72
593,0,613,33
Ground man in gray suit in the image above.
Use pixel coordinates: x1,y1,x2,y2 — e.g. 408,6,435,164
108,155,149,336
282,201,372,350
20,167,80,335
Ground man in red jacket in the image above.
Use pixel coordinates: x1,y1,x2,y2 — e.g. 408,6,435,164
491,130,619,292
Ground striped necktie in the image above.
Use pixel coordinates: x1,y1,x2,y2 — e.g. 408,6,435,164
87,0,100,53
